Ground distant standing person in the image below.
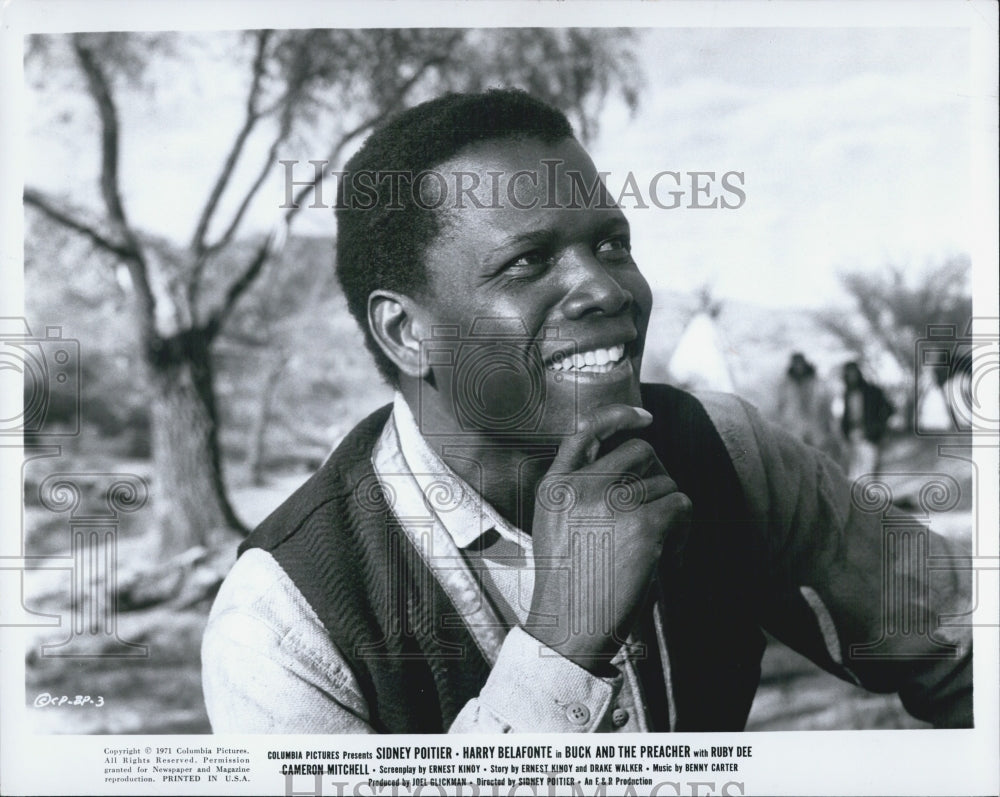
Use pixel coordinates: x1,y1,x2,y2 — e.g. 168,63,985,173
776,352,833,450
840,361,894,481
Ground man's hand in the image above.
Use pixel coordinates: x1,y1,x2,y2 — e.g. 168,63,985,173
525,404,692,672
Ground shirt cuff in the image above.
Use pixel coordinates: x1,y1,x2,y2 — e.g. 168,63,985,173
472,627,622,732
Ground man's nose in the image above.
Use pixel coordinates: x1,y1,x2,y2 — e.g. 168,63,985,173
560,252,633,318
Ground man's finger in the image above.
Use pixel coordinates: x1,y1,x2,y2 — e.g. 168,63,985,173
584,436,667,480
595,473,678,516
634,473,678,505
552,404,652,472
646,490,693,559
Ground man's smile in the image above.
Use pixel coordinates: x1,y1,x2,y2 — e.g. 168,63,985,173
548,342,627,372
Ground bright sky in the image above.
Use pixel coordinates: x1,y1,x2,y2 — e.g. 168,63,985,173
23,25,976,309
594,27,973,308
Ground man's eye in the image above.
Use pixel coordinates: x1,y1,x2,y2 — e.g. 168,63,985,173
507,251,551,271
596,236,632,261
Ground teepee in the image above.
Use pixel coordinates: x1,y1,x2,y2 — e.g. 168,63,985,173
667,290,735,393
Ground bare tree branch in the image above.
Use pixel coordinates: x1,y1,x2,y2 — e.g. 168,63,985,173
204,229,280,340
284,117,371,220
189,30,273,259
24,188,133,261
203,45,457,339
204,119,382,337
72,34,156,334
202,105,296,258
217,326,272,348
285,44,458,221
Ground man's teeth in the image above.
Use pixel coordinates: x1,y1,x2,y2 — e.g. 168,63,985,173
548,344,626,373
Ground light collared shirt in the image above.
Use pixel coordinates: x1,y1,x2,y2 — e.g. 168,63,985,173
386,393,668,732
202,394,673,732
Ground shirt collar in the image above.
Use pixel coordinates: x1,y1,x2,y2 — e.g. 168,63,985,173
391,392,531,552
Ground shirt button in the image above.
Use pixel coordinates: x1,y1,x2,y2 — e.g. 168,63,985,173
565,702,591,725
612,707,630,727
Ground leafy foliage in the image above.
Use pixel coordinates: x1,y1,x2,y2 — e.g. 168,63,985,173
820,254,973,382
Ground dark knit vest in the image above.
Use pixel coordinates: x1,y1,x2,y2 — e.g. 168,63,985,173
240,384,766,732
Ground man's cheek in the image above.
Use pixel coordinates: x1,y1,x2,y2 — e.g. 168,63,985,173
444,342,553,434
467,361,543,427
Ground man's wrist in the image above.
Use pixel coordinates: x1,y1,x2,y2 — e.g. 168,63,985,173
468,627,622,732
523,613,620,677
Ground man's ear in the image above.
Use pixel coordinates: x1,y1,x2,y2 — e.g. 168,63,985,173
368,290,430,379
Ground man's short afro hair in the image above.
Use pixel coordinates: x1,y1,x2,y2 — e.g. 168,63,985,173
335,88,575,383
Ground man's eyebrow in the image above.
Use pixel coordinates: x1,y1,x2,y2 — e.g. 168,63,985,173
483,229,558,259
483,215,631,261
592,215,631,240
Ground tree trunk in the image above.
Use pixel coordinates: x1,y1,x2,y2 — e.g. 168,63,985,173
147,330,246,554
247,351,287,487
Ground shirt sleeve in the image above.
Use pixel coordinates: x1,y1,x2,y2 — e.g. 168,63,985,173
449,627,623,732
698,391,973,728
202,549,376,733
203,550,625,734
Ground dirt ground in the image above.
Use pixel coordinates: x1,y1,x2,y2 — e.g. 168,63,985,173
22,437,971,735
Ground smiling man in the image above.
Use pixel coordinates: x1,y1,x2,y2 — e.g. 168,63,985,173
201,89,972,733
